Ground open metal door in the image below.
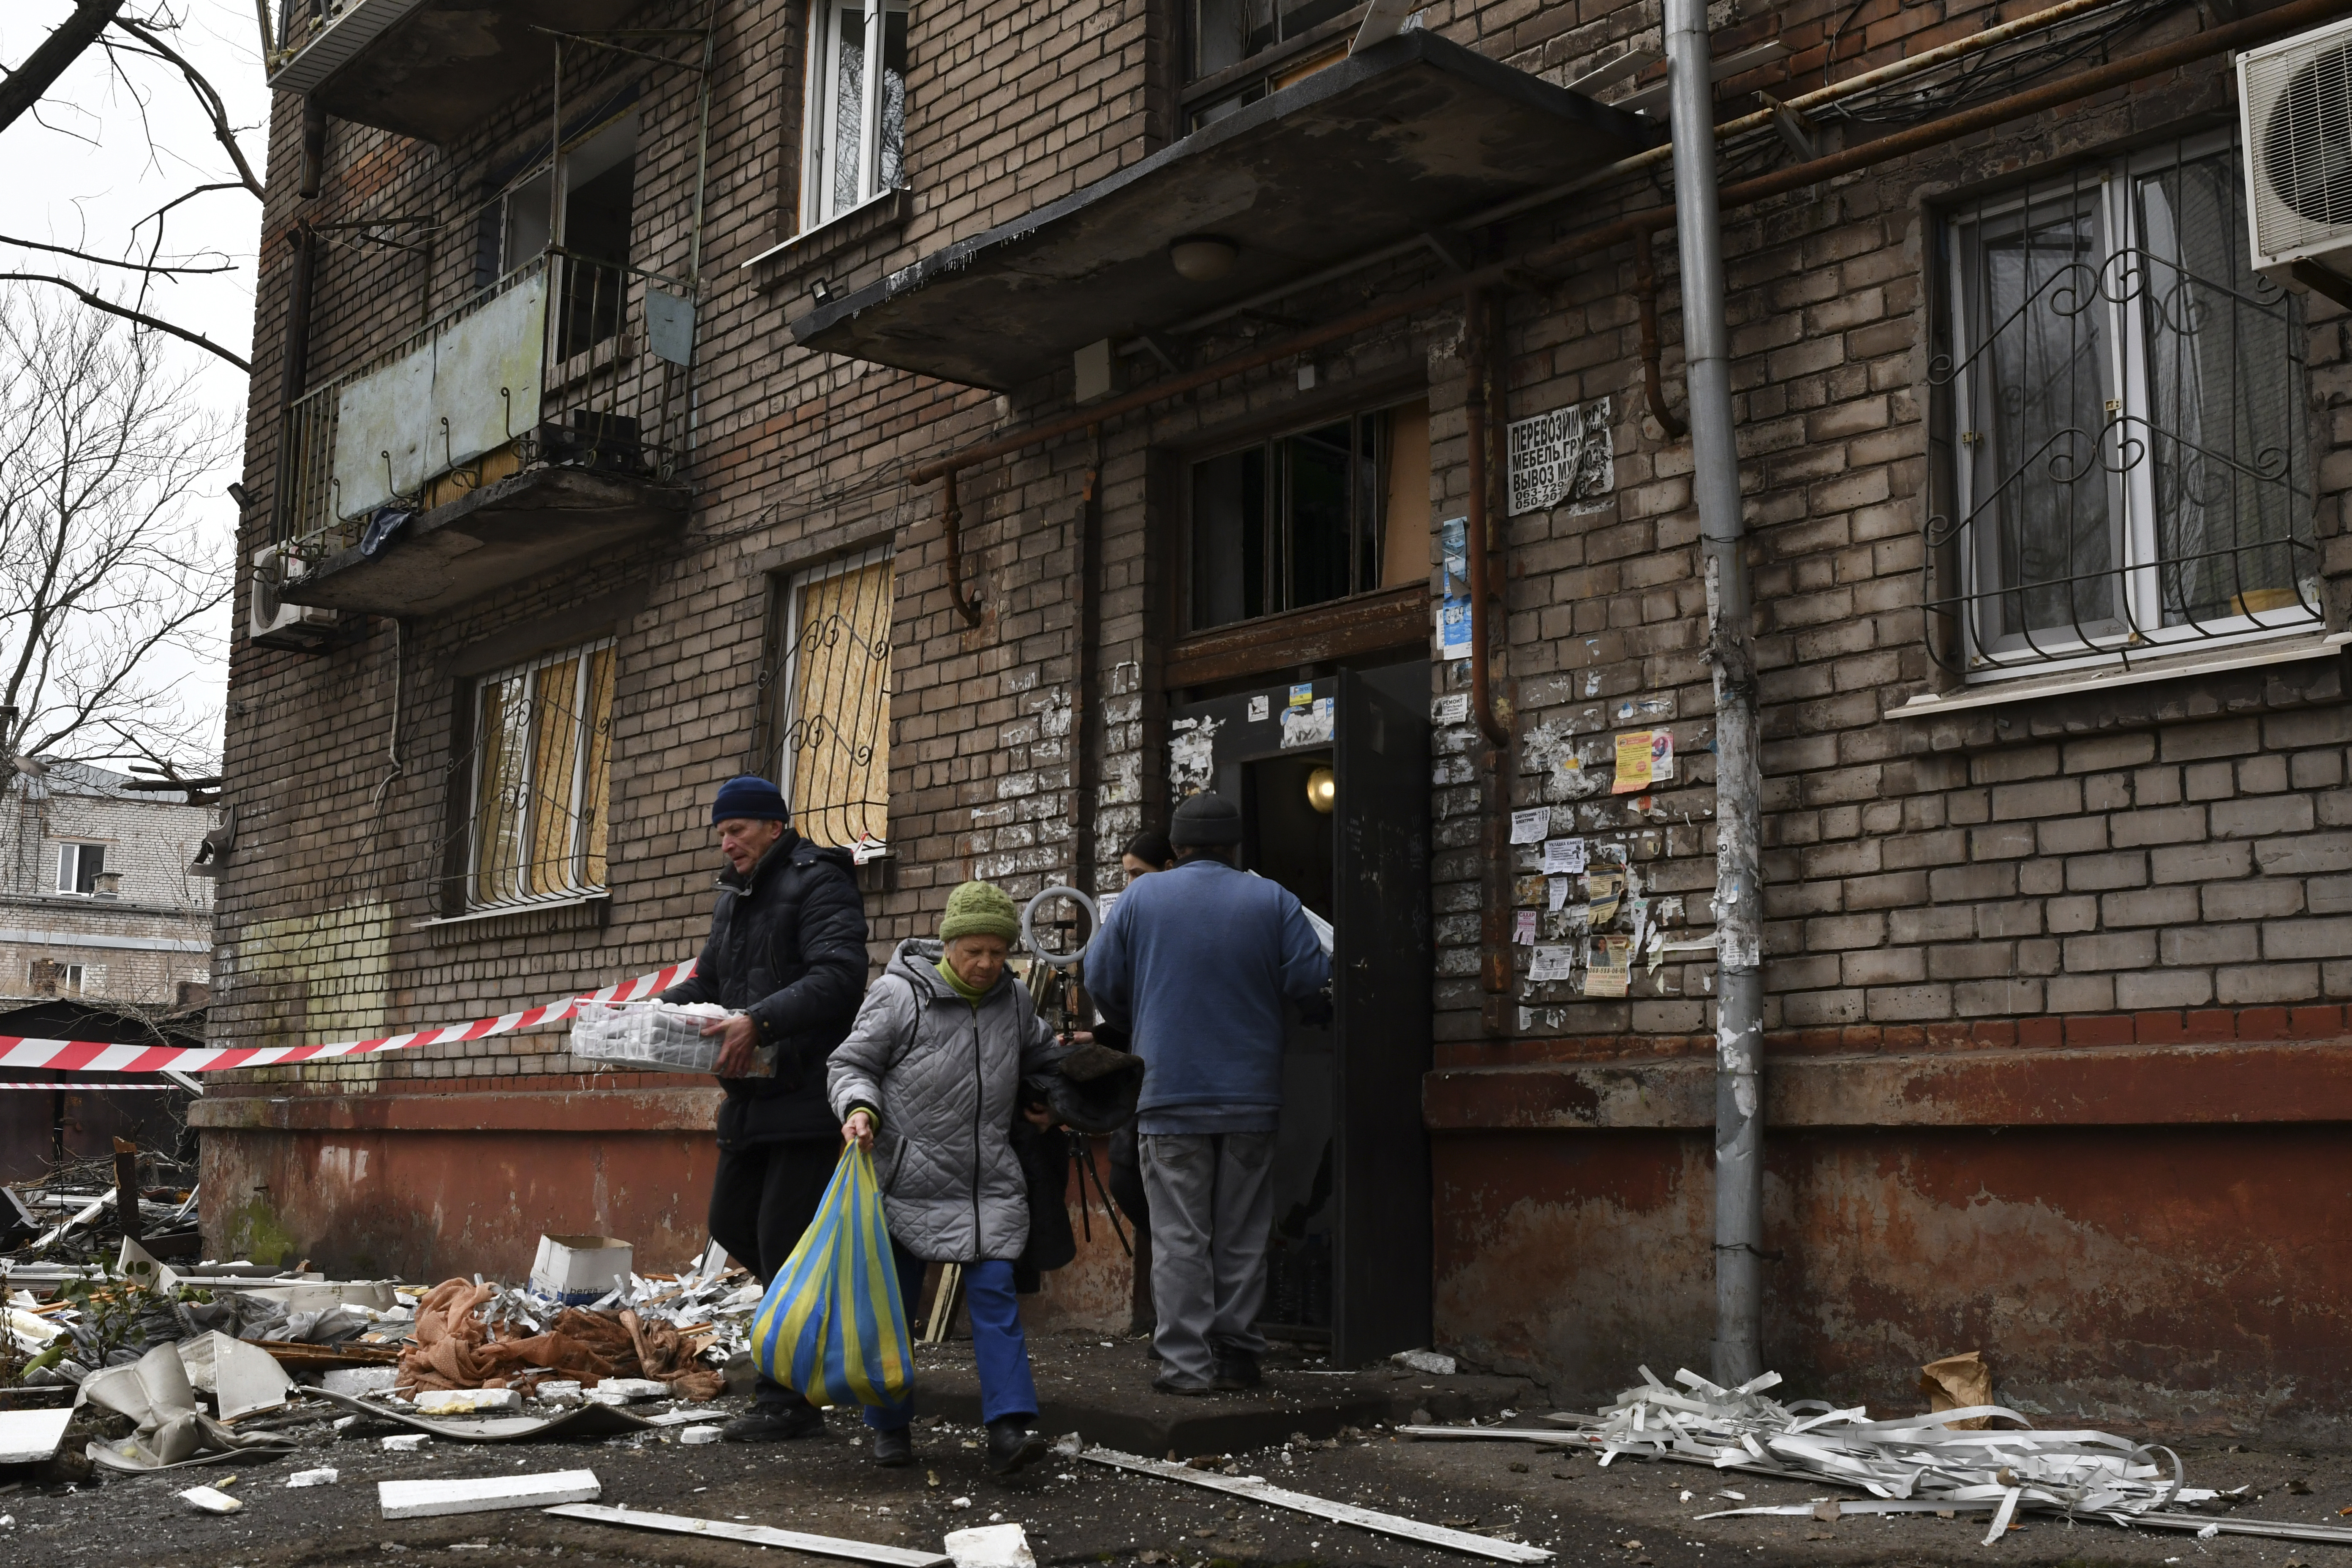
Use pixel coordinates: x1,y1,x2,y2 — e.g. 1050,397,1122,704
1162,667,1429,1365
1329,667,1431,1363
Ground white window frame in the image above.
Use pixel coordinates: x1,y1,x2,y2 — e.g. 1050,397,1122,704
800,0,909,231
1943,129,2319,681
54,842,104,896
30,961,84,994
500,111,638,276
466,635,617,910
777,544,894,850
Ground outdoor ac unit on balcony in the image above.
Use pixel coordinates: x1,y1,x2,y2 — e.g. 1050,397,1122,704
2240,15,2352,305
249,544,343,653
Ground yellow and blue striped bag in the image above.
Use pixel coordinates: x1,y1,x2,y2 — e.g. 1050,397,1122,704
749,1143,914,1407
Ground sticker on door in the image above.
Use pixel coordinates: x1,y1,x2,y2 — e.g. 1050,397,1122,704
1280,697,1334,749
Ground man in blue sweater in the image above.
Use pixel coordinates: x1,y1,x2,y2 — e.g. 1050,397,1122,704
1086,791,1331,1394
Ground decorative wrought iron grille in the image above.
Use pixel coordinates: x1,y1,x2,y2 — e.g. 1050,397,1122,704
1927,133,2319,676
466,637,616,909
777,549,893,849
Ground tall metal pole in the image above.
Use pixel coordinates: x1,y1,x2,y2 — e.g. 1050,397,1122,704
1664,0,1765,1387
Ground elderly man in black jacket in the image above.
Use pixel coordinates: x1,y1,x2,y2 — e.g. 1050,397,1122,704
661,774,868,1441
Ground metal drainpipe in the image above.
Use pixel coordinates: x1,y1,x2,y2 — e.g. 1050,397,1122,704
299,97,326,200
1072,425,1103,898
941,469,984,626
280,222,317,413
1665,0,1765,1387
1462,290,1514,1035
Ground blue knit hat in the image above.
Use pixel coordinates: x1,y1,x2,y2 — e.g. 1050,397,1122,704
711,775,789,825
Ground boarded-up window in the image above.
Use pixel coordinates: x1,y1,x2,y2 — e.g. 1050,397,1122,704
469,637,616,908
779,549,893,849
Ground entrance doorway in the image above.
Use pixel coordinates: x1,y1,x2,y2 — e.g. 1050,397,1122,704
1162,663,1430,1364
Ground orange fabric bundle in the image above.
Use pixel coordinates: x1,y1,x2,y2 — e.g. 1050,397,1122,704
395,1278,725,1400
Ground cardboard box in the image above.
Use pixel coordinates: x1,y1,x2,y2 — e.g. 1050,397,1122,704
529,1235,633,1305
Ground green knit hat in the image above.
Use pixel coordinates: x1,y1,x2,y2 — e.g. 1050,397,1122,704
940,879,1020,944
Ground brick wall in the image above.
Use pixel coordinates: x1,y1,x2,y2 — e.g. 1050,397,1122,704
216,0,1160,1099
212,0,2352,1402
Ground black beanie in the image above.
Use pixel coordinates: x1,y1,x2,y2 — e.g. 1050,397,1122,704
1169,791,1243,846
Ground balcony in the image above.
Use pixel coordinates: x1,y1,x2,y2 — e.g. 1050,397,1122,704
269,0,645,144
272,250,693,618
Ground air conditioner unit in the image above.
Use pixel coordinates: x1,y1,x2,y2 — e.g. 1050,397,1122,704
249,543,344,653
2240,15,2352,305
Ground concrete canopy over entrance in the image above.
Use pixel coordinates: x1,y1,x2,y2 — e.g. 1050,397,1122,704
789,30,1661,389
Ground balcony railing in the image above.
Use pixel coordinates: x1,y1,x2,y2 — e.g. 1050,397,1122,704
274,248,692,565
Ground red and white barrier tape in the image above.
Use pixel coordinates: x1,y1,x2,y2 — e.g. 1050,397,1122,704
0,958,695,1075
0,1083,177,1091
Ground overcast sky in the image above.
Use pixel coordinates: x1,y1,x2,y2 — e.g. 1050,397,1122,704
2,2,272,770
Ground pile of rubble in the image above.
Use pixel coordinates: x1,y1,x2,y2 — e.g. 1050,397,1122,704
1411,1361,2352,1551
4,1169,200,1264
0,1232,766,1487
393,1247,757,1402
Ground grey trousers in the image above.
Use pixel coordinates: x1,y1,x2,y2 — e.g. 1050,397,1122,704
1138,1131,1277,1385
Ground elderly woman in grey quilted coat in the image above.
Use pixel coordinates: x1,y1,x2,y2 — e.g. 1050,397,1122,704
828,879,1060,1478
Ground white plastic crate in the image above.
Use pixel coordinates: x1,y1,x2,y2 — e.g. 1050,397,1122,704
569,1000,733,1072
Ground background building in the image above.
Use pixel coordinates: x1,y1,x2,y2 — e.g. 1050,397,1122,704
206,0,2352,1422
0,761,214,1186
0,760,215,1008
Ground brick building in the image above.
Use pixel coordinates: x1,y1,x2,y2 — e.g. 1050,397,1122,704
206,0,2352,1420
0,760,215,1008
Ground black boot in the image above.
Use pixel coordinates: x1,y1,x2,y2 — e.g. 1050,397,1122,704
873,1425,914,1467
983,1417,1047,1476
720,1401,825,1443
1211,1351,1260,1390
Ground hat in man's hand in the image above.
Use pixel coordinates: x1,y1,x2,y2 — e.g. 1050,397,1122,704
1169,791,1243,846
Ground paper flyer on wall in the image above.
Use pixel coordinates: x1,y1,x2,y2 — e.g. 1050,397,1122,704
1438,515,1472,658
1513,909,1539,945
1509,807,1551,844
1587,935,1632,997
1529,945,1576,983
1586,870,1625,926
1612,730,1674,794
1541,836,1587,874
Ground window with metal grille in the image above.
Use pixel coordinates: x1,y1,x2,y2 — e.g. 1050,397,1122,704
467,638,616,909
1929,133,2319,678
777,549,893,851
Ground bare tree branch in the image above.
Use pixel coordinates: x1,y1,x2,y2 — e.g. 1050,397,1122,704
0,233,231,276
105,18,264,201
0,272,249,372
0,286,234,776
2,11,264,359
0,0,129,138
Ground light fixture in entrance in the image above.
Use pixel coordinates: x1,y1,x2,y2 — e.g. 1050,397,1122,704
1306,765,1336,814
1168,234,1238,281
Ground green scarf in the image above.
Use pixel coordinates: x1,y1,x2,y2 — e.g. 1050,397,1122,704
936,956,988,1007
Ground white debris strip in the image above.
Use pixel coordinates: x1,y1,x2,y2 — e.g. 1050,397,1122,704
1075,1443,1552,1563
377,1467,601,1519
1439,1366,2352,1549
545,1503,951,1566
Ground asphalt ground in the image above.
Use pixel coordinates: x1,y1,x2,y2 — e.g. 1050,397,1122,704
6,1334,2349,1568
